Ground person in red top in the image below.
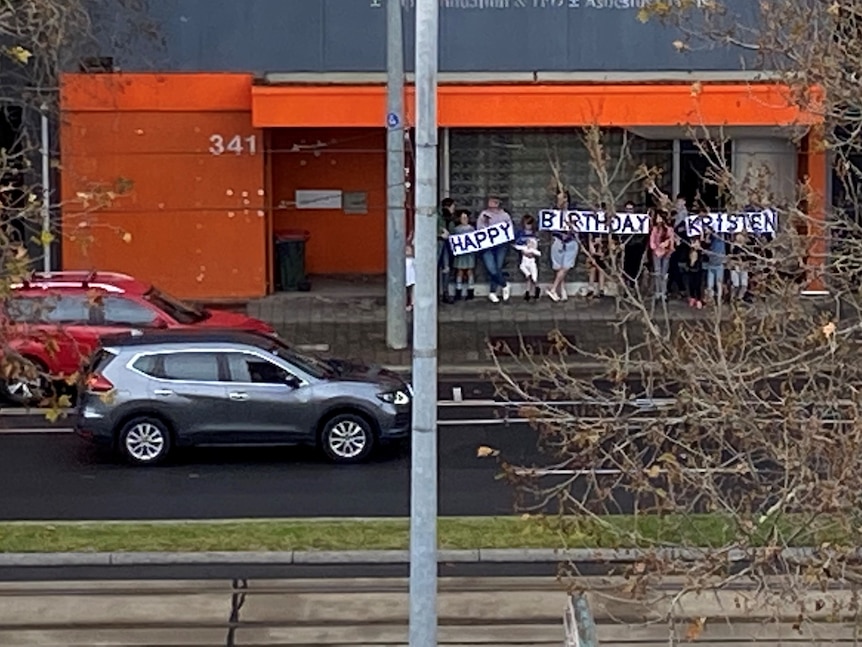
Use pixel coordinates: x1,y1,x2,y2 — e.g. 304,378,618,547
649,210,675,302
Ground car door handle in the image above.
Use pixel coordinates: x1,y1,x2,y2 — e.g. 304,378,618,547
153,389,173,396
228,392,249,401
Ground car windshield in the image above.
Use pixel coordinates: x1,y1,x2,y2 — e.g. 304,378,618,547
265,338,334,380
143,288,208,324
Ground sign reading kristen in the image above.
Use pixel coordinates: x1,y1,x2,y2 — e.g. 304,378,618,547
685,210,778,236
449,221,515,256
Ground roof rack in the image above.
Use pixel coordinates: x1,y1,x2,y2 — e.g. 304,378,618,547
11,270,134,293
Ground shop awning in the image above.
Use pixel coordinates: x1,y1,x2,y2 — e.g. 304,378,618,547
251,82,820,129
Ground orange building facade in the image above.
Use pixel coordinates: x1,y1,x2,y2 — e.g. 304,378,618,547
59,73,824,299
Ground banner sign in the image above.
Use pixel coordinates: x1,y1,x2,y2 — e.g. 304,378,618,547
684,210,778,237
449,221,514,256
538,209,778,237
538,209,650,235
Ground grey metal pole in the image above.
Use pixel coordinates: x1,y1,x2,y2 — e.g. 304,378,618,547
40,109,51,273
572,593,599,647
409,0,439,645
386,0,407,349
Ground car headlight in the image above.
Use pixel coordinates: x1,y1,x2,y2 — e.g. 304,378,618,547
377,390,410,406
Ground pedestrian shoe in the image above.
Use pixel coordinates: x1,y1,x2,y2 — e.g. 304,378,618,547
466,289,475,300
560,287,568,301
524,291,531,302
454,289,463,301
502,285,511,302
534,287,541,300
545,289,560,302
488,292,500,303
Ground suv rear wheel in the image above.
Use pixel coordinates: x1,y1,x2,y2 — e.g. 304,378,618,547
320,413,375,464
119,416,172,466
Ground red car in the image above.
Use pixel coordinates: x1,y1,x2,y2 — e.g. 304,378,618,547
1,271,273,404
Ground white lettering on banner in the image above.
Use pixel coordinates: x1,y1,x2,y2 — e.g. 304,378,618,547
449,222,514,255
209,134,258,156
685,210,779,236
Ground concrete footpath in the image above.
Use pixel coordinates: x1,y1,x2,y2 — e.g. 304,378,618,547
0,546,840,567
0,574,855,647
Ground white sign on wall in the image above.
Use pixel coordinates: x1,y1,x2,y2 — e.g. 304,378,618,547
295,190,343,210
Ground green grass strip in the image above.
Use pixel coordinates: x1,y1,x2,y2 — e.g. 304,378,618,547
0,514,842,553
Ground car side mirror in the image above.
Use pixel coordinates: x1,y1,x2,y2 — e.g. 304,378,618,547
284,375,301,389
152,318,169,329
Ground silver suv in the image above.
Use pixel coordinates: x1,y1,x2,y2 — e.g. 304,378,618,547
75,329,412,466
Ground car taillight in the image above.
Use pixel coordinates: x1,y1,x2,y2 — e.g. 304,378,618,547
86,374,114,393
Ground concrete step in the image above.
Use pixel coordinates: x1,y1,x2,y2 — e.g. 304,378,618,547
0,625,565,646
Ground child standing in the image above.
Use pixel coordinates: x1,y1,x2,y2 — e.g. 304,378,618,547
587,234,608,297
514,237,542,298
451,210,476,300
405,243,416,311
686,236,705,309
515,214,541,301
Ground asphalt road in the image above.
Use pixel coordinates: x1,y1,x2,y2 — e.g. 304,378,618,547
0,406,553,521
0,372,783,522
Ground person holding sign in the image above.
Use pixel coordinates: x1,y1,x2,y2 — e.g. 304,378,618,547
648,210,675,302
437,198,456,305
477,197,513,303
546,190,578,303
704,227,727,304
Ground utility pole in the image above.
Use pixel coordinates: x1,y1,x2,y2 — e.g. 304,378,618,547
40,107,51,273
409,0,438,645
385,0,407,349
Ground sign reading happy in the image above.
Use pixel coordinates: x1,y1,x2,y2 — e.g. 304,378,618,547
448,222,514,256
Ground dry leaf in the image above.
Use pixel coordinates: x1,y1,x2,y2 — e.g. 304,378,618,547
673,39,687,51
645,464,662,478
7,46,32,64
476,445,500,458
690,81,703,96
685,617,706,641
822,321,836,338
122,232,133,243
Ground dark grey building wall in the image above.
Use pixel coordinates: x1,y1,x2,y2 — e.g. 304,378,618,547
94,0,756,74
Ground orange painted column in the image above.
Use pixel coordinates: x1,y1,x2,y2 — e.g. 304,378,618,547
804,127,828,293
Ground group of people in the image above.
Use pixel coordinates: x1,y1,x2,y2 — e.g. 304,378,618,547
404,194,757,310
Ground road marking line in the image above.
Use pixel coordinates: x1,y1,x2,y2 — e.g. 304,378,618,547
0,428,74,434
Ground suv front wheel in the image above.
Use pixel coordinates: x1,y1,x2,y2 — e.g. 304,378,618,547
320,413,375,464
118,416,172,466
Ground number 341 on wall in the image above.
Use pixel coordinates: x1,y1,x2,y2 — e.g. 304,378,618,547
209,134,258,156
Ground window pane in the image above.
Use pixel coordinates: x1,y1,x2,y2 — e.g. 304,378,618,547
103,297,158,326
225,353,290,384
12,296,93,324
132,354,160,377
161,353,220,382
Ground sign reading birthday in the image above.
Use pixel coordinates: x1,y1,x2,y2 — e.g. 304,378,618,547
538,209,778,237
538,209,651,235
448,221,514,256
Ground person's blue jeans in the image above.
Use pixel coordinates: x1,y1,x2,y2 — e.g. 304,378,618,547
482,245,508,293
